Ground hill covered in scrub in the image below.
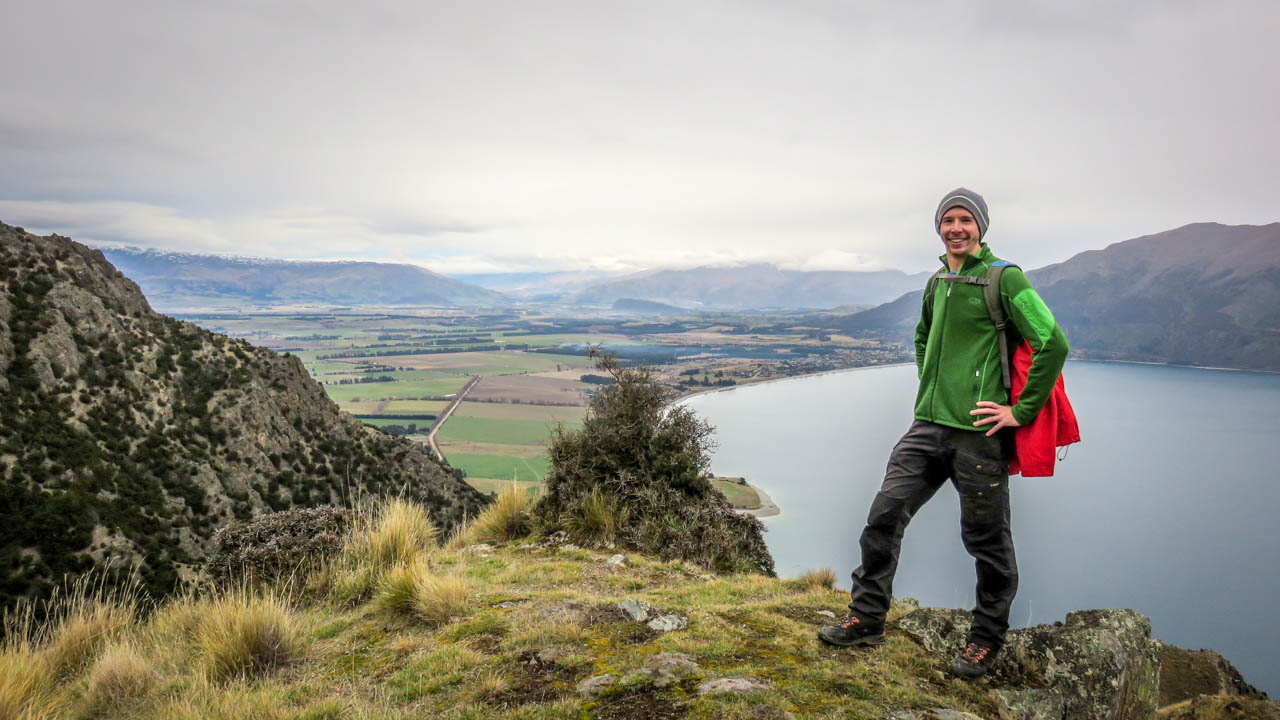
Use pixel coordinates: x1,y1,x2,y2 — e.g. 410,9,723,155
0,222,488,607
3,496,1273,720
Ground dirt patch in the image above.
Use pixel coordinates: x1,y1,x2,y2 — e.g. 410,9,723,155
482,651,587,708
592,689,687,720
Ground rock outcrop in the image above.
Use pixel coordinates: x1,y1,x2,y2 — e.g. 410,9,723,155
0,223,488,606
898,606,1278,720
900,607,1160,720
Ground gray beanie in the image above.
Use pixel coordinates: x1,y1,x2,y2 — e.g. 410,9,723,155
934,188,989,240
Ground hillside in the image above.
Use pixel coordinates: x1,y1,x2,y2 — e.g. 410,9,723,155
98,247,508,310
4,496,1273,720
833,223,1280,371
574,264,931,310
0,223,488,607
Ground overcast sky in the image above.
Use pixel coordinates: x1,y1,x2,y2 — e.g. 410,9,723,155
1,0,1276,276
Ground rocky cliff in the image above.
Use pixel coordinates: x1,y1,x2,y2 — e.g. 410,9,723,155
0,222,488,607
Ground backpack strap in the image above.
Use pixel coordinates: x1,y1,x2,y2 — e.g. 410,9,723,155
984,261,1018,390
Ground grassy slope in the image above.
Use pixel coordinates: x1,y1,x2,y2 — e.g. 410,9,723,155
3,502,1001,720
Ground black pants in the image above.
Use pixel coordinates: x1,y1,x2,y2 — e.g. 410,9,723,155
849,420,1018,649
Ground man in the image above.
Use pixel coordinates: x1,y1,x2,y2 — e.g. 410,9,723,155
818,188,1069,680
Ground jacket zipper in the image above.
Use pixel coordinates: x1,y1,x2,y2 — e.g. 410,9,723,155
929,275,954,419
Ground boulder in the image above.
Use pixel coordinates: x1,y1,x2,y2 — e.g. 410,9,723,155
899,608,1160,720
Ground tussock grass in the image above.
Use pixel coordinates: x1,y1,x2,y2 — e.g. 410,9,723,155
794,566,838,592
85,641,156,712
564,486,629,545
194,590,301,681
373,560,471,627
374,559,431,616
42,590,136,680
348,497,439,570
413,574,472,627
450,482,534,548
0,645,59,720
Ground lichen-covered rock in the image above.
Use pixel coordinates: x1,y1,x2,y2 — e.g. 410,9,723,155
647,613,688,632
643,652,700,676
577,674,618,697
899,607,1160,720
992,688,1065,720
617,598,654,622
1158,644,1269,707
698,676,771,695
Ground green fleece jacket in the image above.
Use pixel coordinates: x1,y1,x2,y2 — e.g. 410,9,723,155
914,244,1069,430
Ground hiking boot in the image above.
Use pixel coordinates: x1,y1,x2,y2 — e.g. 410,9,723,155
817,614,885,648
949,641,997,680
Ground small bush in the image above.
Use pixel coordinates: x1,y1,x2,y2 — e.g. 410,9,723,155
206,506,352,585
794,567,838,592
195,591,301,681
452,483,533,548
535,351,775,576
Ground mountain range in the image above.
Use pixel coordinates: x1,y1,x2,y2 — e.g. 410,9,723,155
832,222,1280,371
572,263,931,309
0,224,488,605
98,247,508,310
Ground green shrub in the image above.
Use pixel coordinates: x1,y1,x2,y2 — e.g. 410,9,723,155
535,351,774,576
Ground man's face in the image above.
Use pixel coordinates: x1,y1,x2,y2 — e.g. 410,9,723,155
939,207,982,266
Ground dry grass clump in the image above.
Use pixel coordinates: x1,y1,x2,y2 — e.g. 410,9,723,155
373,560,471,627
0,645,59,720
85,641,156,712
374,559,430,616
348,497,439,570
42,592,136,680
413,574,472,628
194,591,302,682
450,483,534,548
564,486,629,545
794,566,838,592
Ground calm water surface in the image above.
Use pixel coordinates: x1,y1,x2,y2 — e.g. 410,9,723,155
683,361,1280,694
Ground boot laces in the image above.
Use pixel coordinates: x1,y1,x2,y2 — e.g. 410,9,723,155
961,642,990,663
837,615,862,629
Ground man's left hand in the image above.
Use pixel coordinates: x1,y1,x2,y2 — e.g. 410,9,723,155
970,401,1022,437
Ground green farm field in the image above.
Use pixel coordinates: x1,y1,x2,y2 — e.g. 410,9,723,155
446,453,550,483
437,416,581,446
321,374,470,403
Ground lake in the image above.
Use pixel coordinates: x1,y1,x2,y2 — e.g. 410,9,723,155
683,360,1280,695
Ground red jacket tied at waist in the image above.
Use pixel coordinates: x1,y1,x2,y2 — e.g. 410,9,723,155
1009,340,1080,477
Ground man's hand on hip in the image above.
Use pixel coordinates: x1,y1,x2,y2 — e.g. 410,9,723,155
970,402,1022,437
